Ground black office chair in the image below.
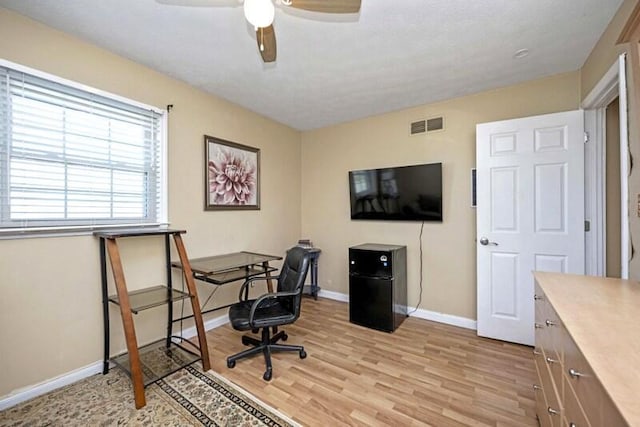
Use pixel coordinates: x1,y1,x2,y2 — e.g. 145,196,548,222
226,246,311,381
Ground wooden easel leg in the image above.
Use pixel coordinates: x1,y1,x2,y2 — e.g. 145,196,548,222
173,234,211,371
105,239,146,409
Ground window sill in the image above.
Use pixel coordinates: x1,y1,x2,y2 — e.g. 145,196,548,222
0,223,169,240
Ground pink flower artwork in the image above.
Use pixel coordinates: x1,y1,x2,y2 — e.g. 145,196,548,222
208,145,258,206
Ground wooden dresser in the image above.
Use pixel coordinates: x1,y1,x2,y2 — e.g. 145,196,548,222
533,272,640,426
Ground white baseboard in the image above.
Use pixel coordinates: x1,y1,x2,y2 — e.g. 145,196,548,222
409,307,477,330
0,313,230,411
317,289,349,302
318,290,477,330
0,361,103,411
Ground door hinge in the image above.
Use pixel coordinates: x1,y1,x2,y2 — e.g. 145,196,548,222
585,220,590,232
584,131,589,143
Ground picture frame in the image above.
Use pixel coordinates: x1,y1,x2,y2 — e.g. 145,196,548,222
204,135,260,210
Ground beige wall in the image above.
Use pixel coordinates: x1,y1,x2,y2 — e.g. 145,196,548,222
581,0,640,280
581,0,638,100
301,72,580,320
0,8,301,398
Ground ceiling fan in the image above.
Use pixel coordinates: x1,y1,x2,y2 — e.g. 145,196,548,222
157,0,361,62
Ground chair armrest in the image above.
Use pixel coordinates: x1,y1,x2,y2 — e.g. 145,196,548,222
248,290,298,326
237,274,282,301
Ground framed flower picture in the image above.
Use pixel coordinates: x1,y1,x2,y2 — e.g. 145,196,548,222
204,135,260,210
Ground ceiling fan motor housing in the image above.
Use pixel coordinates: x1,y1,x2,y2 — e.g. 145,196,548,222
244,0,275,28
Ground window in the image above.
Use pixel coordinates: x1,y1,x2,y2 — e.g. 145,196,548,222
0,61,167,234
351,170,377,196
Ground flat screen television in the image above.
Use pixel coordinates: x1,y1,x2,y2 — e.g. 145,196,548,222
349,162,442,222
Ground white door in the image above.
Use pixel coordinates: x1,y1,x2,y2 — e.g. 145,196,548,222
476,110,585,346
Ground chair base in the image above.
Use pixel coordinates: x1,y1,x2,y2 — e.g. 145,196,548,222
227,327,306,381
243,327,288,346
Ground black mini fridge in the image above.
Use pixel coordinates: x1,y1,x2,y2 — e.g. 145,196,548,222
349,244,407,332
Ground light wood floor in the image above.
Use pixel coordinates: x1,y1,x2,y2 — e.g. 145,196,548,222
204,297,537,427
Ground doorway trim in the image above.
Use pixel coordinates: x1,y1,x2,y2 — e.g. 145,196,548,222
582,54,630,278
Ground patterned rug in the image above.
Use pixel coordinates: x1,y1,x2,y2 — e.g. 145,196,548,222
0,365,299,426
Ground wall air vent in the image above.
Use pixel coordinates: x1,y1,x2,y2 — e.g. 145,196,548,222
427,116,444,132
410,119,426,135
410,116,444,136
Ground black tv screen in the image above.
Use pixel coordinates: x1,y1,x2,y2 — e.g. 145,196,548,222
349,162,442,222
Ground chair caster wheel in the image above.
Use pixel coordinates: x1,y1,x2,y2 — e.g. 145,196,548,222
299,350,307,359
263,369,272,381
252,328,259,334
281,333,288,341
227,360,236,369
241,336,252,346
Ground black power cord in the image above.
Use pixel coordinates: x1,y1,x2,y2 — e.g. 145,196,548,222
408,221,425,315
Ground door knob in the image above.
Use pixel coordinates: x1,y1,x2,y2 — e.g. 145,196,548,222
479,237,498,246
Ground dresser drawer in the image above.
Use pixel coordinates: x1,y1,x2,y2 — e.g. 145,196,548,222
563,377,591,427
535,320,553,362
543,349,564,422
535,284,564,364
600,392,628,427
536,348,563,425
561,322,628,426
563,333,599,421
534,282,547,308
534,283,549,325
544,303,565,363
535,287,558,363
534,353,552,427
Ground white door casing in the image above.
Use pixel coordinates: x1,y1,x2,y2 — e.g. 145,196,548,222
618,55,630,279
582,54,630,278
476,110,585,346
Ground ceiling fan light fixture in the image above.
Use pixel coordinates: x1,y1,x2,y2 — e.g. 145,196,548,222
244,0,275,28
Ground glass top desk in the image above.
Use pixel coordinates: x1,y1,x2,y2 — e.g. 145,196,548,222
171,251,282,319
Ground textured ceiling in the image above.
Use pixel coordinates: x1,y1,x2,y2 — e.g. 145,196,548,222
0,0,624,130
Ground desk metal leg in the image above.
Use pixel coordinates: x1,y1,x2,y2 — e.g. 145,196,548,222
164,234,173,349
310,257,319,300
99,238,110,375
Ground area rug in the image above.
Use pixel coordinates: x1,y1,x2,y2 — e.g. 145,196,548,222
0,365,299,427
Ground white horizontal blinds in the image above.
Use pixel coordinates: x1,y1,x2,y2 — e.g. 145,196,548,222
0,65,163,230
0,68,9,225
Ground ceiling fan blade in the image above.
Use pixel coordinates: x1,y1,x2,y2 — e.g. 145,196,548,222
155,0,239,7
286,0,361,13
256,25,277,63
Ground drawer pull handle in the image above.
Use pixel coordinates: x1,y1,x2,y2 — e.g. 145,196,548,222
547,407,559,416
534,294,544,301
568,368,583,379
546,356,558,364
545,319,557,327
534,323,544,329
533,384,542,391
